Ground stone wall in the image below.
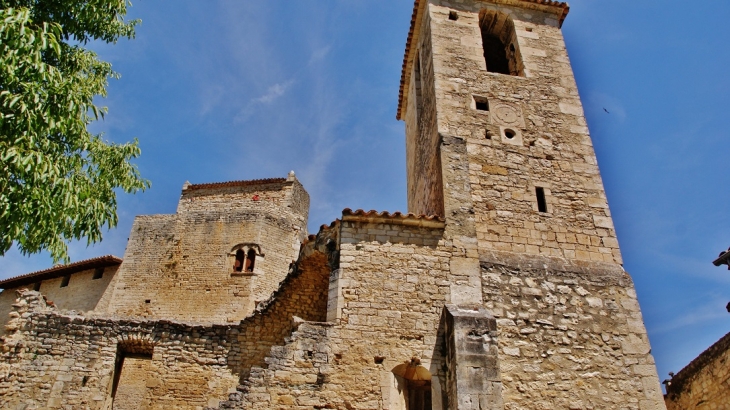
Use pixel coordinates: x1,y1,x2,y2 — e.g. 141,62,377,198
105,177,310,323
665,331,730,410
480,251,665,409
405,6,444,218
0,290,239,410
0,218,331,409
414,0,621,265
210,213,451,410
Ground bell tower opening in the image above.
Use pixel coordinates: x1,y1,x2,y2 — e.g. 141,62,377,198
479,9,524,76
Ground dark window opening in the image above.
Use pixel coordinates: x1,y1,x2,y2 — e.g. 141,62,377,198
448,11,458,21
479,9,523,76
536,187,548,213
93,267,104,280
60,275,70,288
482,34,510,75
33,282,41,291
485,129,492,140
504,129,516,139
145,299,151,304
234,249,245,272
245,249,256,272
474,96,489,111
526,27,533,32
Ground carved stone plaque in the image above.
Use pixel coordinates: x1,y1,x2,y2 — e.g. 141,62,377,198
490,102,525,128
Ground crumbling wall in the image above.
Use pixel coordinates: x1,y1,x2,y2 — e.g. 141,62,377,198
210,213,452,409
231,223,334,379
0,221,333,409
0,290,239,410
665,332,730,410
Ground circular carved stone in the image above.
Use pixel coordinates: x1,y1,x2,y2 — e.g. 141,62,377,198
494,105,519,125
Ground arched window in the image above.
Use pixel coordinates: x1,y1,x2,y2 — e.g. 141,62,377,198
392,359,432,410
245,249,256,272
234,249,245,272
230,244,262,274
479,9,523,76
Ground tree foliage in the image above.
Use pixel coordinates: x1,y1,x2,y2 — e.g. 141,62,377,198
0,1,149,262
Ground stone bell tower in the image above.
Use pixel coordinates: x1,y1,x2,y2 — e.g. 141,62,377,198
398,0,668,408
399,0,621,265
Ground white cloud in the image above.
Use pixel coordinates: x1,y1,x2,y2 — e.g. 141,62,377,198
308,46,331,66
255,80,295,104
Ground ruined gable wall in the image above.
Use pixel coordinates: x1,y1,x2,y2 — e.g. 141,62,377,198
429,1,621,264
665,332,730,410
104,214,179,317
106,180,309,323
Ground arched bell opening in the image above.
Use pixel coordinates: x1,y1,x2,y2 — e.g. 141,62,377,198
479,9,524,76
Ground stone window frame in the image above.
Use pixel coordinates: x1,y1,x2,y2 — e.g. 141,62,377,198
229,243,263,276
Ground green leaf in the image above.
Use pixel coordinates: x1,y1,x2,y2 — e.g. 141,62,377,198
0,5,148,263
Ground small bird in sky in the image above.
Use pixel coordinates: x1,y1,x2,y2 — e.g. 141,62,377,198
603,107,610,113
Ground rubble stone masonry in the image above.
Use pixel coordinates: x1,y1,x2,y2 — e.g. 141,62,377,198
0,1,669,409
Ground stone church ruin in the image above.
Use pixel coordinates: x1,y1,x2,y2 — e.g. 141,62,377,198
0,1,668,409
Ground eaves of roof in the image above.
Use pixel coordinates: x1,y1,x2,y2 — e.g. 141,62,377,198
342,208,445,228
0,255,122,290
396,0,570,120
185,178,288,191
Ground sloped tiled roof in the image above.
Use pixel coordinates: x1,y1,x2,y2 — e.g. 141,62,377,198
397,0,570,120
0,255,122,289
342,208,445,227
185,178,287,191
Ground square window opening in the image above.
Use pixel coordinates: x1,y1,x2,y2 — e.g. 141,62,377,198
93,268,104,280
474,96,489,112
448,11,458,21
60,275,70,288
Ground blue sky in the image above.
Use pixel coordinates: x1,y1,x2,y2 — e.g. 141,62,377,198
1,0,729,388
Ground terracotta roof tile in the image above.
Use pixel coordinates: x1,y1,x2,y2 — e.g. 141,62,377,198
397,0,570,120
185,178,287,191
0,255,122,289
342,208,445,223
